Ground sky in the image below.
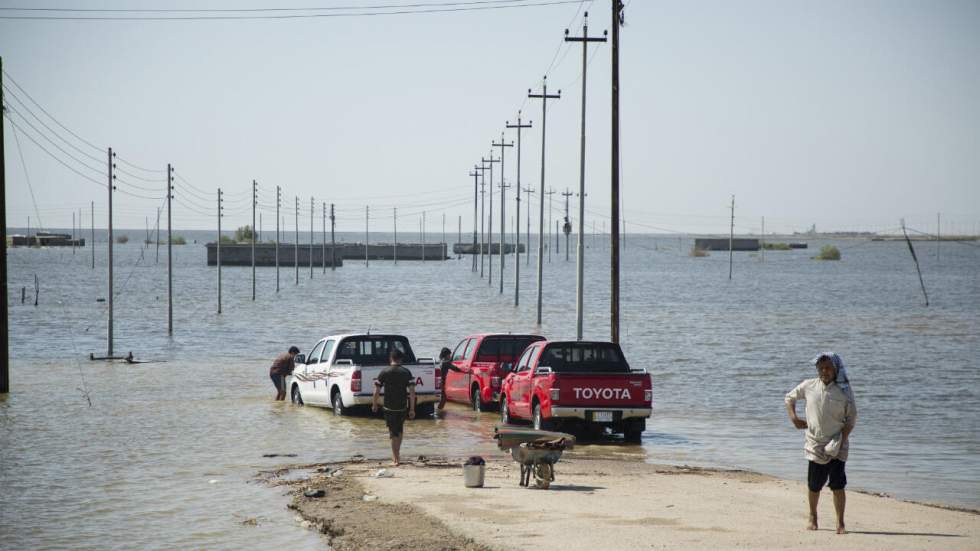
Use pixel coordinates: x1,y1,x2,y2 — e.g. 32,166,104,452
2,0,978,236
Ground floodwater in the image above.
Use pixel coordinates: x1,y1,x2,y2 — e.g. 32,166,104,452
2,231,978,548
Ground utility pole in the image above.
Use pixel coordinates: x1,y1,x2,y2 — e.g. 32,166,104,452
310,197,314,278
294,196,299,285
217,188,223,314
478,163,489,277
259,212,262,243
442,213,446,259
330,204,336,271
167,164,173,335
470,167,479,272
729,195,735,281
567,11,607,341
937,212,941,267
155,207,160,263
457,215,461,260
528,77,560,325
74,212,78,254
492,134,513,294
761,216,765,263
251,179,257,301
108,148,115,356
562,189,573,261
507,114,532,304
610,0,624,344
422,211,426,262
322,202,326,273
276,186,281,292
365,206,370,267
523,186,534,268
545,188,556,263
483,154,499,286
91,202,95,269
393,207,397,264
1,57,7,392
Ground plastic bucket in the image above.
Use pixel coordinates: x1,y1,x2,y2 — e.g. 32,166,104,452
463,464,485,488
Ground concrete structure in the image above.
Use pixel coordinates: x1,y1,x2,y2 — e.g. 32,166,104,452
11,232,85,247
694,238,760,252
205,242,450,266
453,243,525,255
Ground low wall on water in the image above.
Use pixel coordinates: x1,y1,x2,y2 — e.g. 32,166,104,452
694,238,760,252
205,242,449,266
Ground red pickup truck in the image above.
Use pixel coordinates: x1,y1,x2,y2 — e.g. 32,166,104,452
444,333,546,411
499,340,652,441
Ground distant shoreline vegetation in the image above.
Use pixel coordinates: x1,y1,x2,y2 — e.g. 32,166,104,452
763,242,792,250
690,246,709,257
814,245,841,261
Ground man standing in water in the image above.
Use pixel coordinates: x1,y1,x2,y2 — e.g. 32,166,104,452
785,353,857,534
269,346,300,401
373,348,416,466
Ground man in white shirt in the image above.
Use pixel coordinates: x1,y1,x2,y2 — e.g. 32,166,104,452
785,353,857,534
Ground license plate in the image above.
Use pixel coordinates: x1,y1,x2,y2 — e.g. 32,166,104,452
592,411,613,422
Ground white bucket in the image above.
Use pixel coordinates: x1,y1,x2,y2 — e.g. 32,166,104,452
463,464,485,488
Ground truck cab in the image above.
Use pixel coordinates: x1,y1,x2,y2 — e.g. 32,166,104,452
444,333,545,411
499,340,652,441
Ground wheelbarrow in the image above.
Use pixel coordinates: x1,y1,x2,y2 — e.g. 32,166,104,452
494,425,575,489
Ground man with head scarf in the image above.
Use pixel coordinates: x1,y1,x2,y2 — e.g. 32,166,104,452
785,352,857,534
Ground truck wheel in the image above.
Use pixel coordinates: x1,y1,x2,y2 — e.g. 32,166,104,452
500,396,510,424
416,402,435,417
291,385,304,406
471,386,483,412
532,403,552,431
332,391,348,416
624,421,644,443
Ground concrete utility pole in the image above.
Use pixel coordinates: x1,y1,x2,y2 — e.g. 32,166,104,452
567,11,607,341
330,203,336,270
528,77,560,325
251,179,257,301
523,186,534,268
729,195,735,281
442,213,446,258
167,164,173,335
507,114,532,304
294,196,299,285
1,57,7,392
393,207,397,264
483,154,499,287
492,134,513,294
155,207,160,263
365,206,370,267
310,197,314,278
108,148,115,356
545,188,556,262
276,186,281,292
610,0,624,343
91,202,95,269
478,163,489,277
562,189,573,261
259,212,262,243
457,215,461,260
937,212,941,267
470,167,479,272
761,216,765,263
422,211,426,262
217,188,223,314
74,213,78,254
322,202,327,273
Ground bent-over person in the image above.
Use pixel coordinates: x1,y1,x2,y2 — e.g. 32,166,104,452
785,352,857,534
373,348,416,466
270,346,300,401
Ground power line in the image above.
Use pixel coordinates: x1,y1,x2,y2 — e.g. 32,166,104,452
2,102,106,176
2,85,105,164
1,70,104,151
2,112,106,188
8,116,45,231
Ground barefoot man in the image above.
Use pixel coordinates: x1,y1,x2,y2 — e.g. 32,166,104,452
785,352,857,534
373,348,416,466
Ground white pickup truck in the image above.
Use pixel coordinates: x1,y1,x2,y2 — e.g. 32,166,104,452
285,334,439,416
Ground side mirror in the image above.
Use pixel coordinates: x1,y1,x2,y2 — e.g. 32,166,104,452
534,366,553,376
294,354,306,365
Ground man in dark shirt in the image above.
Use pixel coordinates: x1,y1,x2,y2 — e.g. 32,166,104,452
372,348,416,465
437,346,463,412
270,346,300,401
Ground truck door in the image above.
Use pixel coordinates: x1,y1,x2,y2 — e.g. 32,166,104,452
510,344,538,418
303,340,326,405
309,339,335,405
447,337,475,401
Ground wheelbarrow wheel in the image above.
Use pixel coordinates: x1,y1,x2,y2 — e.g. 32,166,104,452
533,463,553,489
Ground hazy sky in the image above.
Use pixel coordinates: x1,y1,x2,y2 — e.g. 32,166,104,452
2,0,978,235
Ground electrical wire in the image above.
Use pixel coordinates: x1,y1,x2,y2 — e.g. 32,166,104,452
2,112,107,188
8,115,45,231
3,102,107,177
1,70,104,151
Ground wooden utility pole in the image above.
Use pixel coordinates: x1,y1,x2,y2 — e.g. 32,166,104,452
155,207,160,263
442,213,446,258
393,207,398,264
365,206,370,267
545,188,556,263
309,197,314,278
422,211,426,262
761,216,765,263
330,203,336,271
478,163,489,277
275,186,281,292
482,155,499,286
217,188,223,314
507,114,532,304
567,11,607,341
937,212,941,267
457,215,461,260
167,165,173,334
729,195,735,281
107,148,115,356
1,57,7,392
528,77,560,325
74,212,77,254
523,186,534,268
610,0,624,343
322,202,327,273
91,202,95,269
492,134,513,294
294,196,299,285
251,179,257,301
562,189,573,260
470,167,479,272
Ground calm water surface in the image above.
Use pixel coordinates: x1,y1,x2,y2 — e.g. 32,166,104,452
2,232,978,548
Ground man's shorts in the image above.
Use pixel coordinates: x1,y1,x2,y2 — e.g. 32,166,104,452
384,409,407,438
808,459,846,492
270,373,284,392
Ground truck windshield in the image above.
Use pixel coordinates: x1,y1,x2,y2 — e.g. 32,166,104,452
538,343,629,373
335,336,417,365
474,336,543,363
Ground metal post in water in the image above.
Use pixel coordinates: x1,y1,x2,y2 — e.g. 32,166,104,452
492,134,513,295
167,165,173,335
294,196,299,285
393,207,397,264
322,202,326,274
365,205,369,267
217,188,223,314
251,179,256,301
107,148,114,356
729,195,735,281
91,202,95,269
310,197,314,278
528,78,560,325
330,203,336,271
276,186,281,292
470,167,479,271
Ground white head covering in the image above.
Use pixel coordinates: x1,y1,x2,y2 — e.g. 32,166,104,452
812,352,850,394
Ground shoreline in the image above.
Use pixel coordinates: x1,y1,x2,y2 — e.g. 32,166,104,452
265,454,979,550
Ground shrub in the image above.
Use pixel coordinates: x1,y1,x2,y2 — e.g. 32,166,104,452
219,235,236,244
763,242,791,250
171,236,187,245
234,225,254,242
815,244,841,261
116,235,129,244
690,246,709,257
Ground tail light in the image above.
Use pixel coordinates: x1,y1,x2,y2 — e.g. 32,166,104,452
435,373,442,390
491,377,501,389
644,389,652,403
550,388,560,401
351,370,362,393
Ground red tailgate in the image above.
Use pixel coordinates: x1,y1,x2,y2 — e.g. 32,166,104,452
554,373,650,407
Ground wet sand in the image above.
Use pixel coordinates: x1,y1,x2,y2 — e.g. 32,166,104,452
269,455,979,550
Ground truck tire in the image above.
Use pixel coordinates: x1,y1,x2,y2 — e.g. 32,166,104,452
532,403,553,431
471,386,483,412
291,385,304,406
332,390,349,417
624,421,644,443
416,402,435,417
500,396,511,424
